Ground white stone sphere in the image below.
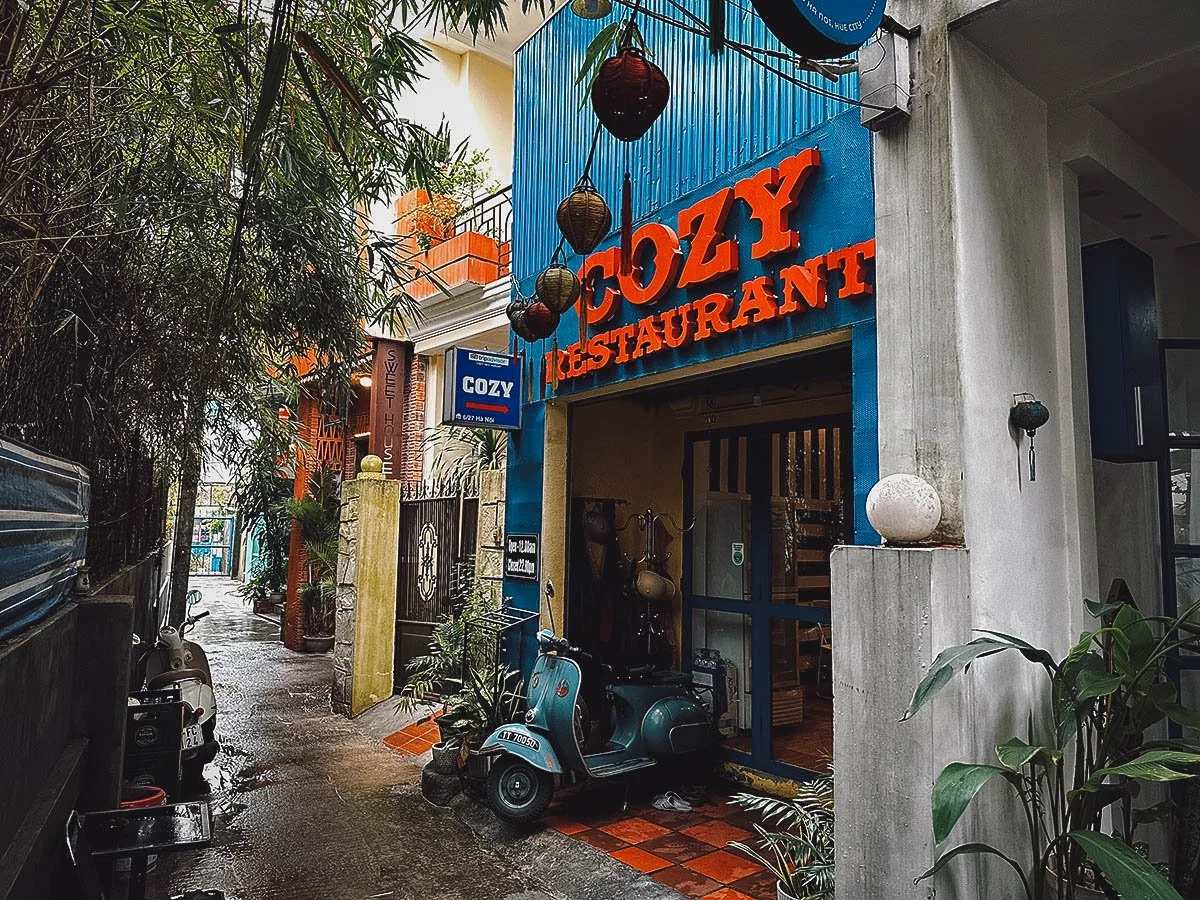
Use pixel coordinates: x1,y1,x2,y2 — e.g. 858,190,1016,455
866,474,942,544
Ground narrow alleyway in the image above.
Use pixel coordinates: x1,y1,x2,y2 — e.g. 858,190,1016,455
147,578,682,900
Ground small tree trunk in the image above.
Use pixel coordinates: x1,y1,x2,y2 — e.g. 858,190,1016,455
167,412,204,624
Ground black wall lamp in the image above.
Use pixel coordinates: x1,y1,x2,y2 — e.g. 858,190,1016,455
1010,393,1050,482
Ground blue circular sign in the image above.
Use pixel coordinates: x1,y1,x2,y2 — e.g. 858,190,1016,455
750,0,886,59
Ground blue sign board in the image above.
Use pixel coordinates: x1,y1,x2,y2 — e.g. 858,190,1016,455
749,0,886,59
442,347,522,431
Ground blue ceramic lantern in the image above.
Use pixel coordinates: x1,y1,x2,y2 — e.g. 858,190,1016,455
1010,395,1050,481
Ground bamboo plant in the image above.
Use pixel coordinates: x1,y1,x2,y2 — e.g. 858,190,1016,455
903,591,1200,899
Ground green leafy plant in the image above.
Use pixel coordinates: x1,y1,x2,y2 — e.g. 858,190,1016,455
287,464,341,637
437,663,524,750
903,590,1200,899
728,770,834,900
422,425,508,495
395,579,501,715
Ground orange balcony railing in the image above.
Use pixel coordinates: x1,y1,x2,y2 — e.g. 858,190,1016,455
395,187,512,302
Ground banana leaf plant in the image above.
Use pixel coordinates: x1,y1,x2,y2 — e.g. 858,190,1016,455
903,588,1200,899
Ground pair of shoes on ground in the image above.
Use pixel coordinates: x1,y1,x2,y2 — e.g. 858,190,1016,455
651,791,693,812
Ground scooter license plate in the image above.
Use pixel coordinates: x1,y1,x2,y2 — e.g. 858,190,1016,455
182,723,204,751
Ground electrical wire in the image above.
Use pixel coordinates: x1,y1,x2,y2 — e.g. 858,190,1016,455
610,0,895,111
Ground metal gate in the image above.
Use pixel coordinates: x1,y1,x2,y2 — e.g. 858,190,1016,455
395,482,478,690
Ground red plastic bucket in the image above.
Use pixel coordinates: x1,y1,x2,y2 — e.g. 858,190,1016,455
120,785,166,809
116,785,166,873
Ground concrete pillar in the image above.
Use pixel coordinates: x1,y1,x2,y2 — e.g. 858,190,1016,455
332,457,401,717
871,0,966,543
833,545,996,899
540,400,569,629
474,467,507,600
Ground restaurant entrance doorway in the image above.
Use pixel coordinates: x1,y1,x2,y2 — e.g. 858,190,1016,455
685,418,849,775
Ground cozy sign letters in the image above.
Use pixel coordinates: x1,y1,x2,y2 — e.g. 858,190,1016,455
545,147,874,384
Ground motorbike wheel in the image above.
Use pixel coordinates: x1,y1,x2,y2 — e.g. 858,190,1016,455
486,755,554,824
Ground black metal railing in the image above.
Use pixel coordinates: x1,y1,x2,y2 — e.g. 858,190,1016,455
456,186,512,248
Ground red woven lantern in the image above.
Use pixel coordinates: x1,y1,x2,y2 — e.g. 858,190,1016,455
591,48,670,142
523,302,560,340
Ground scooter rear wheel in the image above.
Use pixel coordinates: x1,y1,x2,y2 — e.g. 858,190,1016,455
487,755,554,824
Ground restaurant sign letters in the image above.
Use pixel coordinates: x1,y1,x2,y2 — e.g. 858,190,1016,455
546,147,874,385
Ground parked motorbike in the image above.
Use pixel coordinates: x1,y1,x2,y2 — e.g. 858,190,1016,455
134,591,219,781
479,583,714,824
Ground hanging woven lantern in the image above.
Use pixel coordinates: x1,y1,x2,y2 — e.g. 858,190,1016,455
523,302,560,340
535,264,582,314
591,48,670,142
556,176,612,256
570,0,612,18
507,300,537,341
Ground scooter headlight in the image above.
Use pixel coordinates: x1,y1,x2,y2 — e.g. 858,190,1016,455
524,707,538,724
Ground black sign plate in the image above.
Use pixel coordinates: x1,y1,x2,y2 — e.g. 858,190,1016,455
504,534,539,581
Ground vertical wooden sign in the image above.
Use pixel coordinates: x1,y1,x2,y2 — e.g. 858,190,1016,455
369,338,410,479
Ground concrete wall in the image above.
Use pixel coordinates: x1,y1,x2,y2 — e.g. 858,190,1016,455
475,467,507,598
0,594,134,900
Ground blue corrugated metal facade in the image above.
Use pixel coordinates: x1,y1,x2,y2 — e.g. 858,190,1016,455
504,3,879,655
512,0,859,289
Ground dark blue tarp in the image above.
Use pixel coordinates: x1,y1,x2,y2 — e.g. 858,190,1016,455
0,437,89,642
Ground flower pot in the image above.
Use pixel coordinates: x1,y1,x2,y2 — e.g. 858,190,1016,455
465,749,493,780
302,634,333,653
429,741,462,775
777,884,800,900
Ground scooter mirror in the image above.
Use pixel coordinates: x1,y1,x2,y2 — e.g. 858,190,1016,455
544,580,554,600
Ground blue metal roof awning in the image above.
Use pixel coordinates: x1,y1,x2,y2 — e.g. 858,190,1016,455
0,437,90,642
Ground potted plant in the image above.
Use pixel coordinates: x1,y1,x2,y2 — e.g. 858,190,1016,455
727,769,834,900
903,586,1200,899
234,423,294,614
287,465,340,652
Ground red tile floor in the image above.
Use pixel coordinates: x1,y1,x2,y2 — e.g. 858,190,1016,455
383,711,441,755
543,788,776,899
383,715,777,898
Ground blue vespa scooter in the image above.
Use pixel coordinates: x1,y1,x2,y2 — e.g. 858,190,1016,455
480,583,714,824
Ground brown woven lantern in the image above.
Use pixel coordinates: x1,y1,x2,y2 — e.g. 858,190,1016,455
523,302,560,340
591,48,670,142
507,300,537,341
556,175,612,255
535,264,582,314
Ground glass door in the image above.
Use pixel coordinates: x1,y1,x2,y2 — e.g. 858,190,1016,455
1162,343,1200,704
685,417,851,776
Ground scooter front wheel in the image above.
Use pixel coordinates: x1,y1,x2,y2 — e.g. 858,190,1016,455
487,755,554,824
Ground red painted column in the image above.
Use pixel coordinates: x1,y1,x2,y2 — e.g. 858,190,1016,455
283,388,319,650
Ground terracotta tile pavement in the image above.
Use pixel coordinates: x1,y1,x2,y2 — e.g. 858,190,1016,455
382,712,441,757
542,788,774,900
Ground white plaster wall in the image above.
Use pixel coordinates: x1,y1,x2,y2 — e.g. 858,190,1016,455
951,37,1073,656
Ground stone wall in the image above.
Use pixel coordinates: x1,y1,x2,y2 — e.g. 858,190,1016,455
333,460,401,717
474,467,506,599
332,479,360,713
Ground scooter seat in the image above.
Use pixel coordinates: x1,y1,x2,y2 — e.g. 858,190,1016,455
148,668,209,689
609,667,692,686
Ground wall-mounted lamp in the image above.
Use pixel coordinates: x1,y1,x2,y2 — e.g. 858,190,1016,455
358,375,373,388
1010,393,1050,482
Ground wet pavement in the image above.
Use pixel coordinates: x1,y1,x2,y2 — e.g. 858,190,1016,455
146,578,682,900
